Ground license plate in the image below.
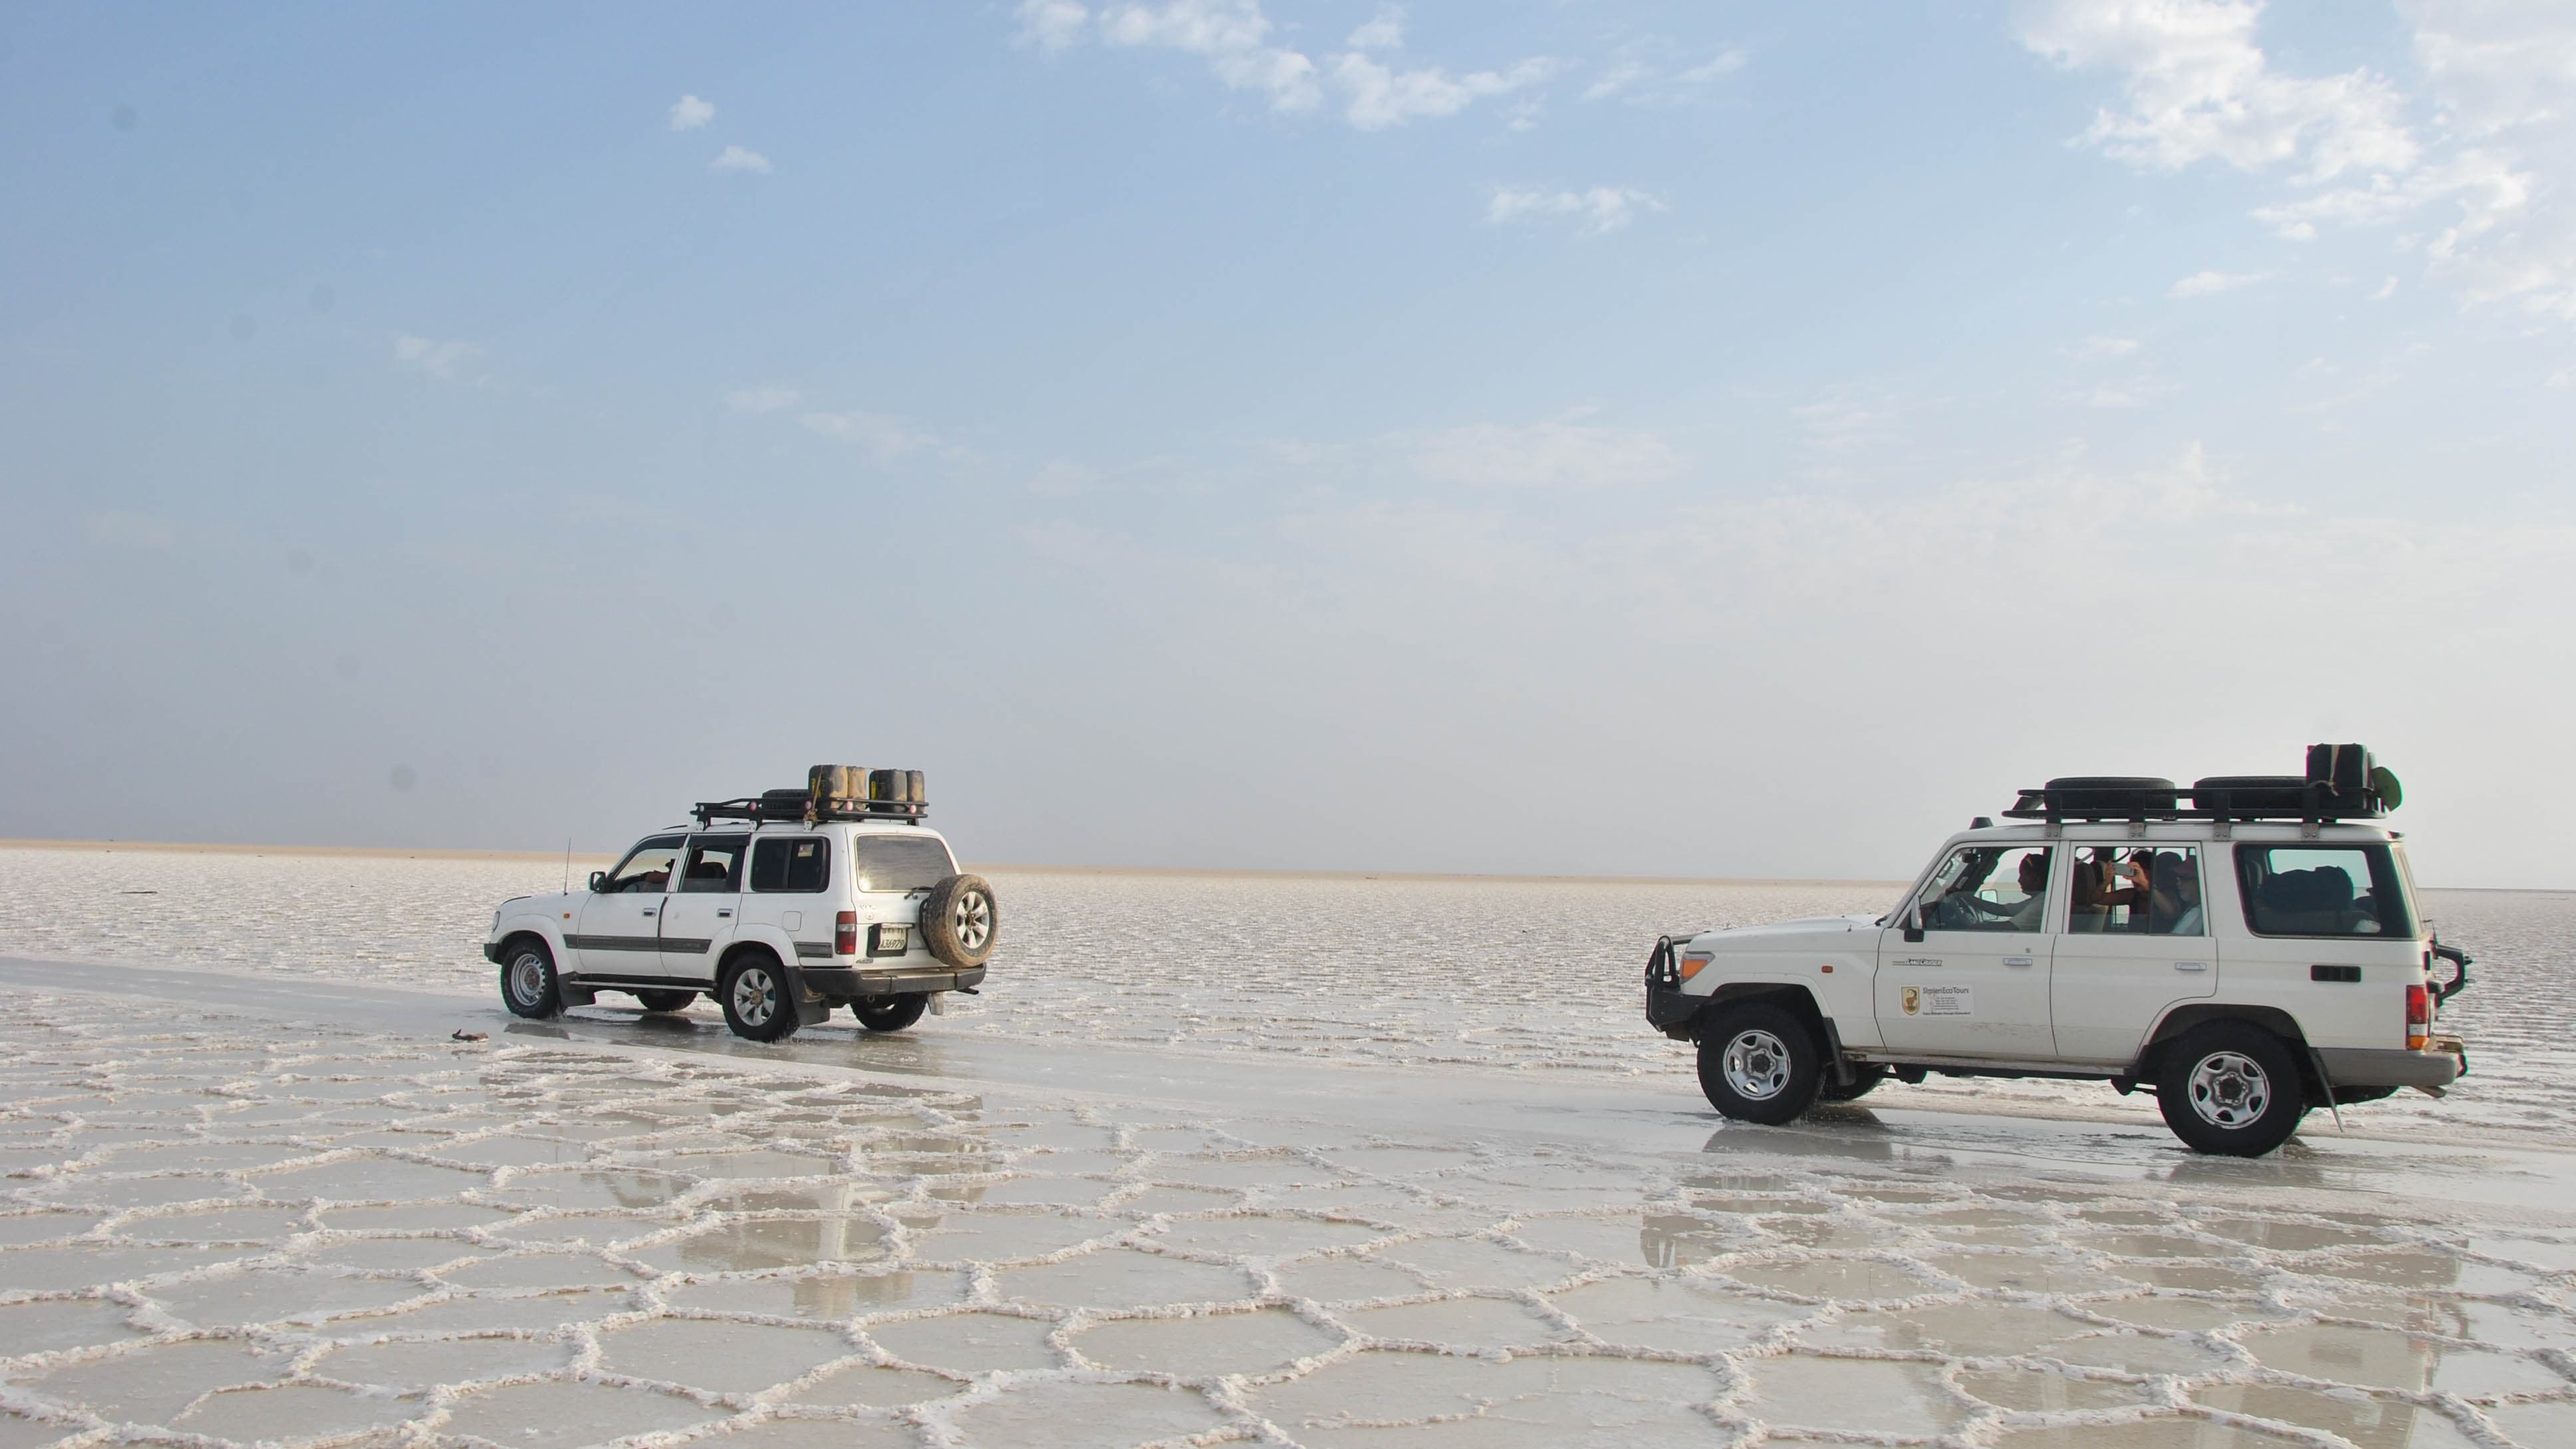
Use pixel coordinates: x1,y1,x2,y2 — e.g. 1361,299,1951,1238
870,925,909,957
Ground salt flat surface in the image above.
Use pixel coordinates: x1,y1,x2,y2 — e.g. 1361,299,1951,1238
1,848,2569,1141
3,984,2573,1449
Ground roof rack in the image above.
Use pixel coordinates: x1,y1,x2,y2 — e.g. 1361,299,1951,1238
1998,744,2400,826
691,792,927,828
1999,785,2384,825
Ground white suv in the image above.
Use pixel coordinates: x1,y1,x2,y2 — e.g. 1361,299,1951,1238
485,766,997,1042
1645,746,2472,1156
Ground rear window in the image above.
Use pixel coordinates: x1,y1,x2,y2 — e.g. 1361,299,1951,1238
2235,844,2415,938
852,836,955,892
749,837,830,893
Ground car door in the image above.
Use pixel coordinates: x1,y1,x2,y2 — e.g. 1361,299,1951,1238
657,834,747,983
1875,842,2058,1057
2050,840,2217,1064
573,835,683,975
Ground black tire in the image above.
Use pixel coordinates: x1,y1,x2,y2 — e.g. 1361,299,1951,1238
921,874,997,969
2156,1021,2308,1156
718,953,800,1043
1696,1003,1825,1125
499,937,561,1019
1818,1064,1889,1103
853,994,928,1033
635,989,697,1013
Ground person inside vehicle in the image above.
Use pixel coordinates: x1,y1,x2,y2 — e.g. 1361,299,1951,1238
2068,848,2135,931
2148,852,2204,935
1949,851,2050,931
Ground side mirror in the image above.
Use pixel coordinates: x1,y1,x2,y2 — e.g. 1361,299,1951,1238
1901,905,1926,943
587,870,608,893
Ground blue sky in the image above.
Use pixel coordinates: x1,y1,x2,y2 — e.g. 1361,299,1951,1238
3,1,2572,884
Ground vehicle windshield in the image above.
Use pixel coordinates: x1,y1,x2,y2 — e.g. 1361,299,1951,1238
600,836,684,893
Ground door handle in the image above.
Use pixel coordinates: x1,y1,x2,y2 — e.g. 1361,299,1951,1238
716,909,732,918
641,909,656,917
1896,957,1941,969
2004,956,2034,967
2174,961,2208,972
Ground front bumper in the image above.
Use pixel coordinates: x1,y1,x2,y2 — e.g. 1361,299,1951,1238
2318,1040,2466,1090
482,941,504,965
795,964,987,999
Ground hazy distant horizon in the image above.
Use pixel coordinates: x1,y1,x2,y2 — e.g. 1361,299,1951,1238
6,3,2571,887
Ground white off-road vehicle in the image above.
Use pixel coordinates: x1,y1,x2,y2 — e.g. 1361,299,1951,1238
1645,746,2472,1156
485,766,996,1043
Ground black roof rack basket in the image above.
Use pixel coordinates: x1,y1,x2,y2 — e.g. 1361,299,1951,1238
1999,744,2397,824
690,791,927,828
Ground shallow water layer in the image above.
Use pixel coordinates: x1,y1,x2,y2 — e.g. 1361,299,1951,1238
3,849,2569,1142
2,987,2571,1448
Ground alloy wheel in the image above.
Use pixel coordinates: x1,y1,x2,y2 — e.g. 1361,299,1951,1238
730,967,777,1027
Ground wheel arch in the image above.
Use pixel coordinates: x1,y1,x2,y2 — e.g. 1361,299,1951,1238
496,919,568,965
1693,983,1859,1082
2136,1004,2324,1098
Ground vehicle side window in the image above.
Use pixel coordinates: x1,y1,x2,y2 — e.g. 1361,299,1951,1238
1916,845,2052,933
853,836,957,892
2068,845,2205,936
749,838,830,893
2237,844,2413,937
601,836,685,893
679,835,748,893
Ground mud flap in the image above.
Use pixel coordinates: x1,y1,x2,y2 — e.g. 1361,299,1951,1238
558,985,597,1008
778,963,837,1027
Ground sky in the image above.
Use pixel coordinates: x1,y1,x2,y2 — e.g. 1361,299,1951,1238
2,1,2572,886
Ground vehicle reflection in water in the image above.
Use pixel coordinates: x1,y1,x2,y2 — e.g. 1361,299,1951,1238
504,1011,969,1080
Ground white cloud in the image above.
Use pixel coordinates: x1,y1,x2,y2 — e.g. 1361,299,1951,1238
2402,0,2576,135
2068,334,2141,359
1346,6,1404,52
711,145,772,174
668,94,715,131
1015,0,1090,51
1027,0,1544,128
1408,419,1683,488
1486,186,1664,236
724,386,802,414
799,410,938,462
1679,50,1748,84
1583,62,1649,102
2023,1,2576,323
2019,0,2417,180
1334,53,1549,130
1584,47,1745,104
2168,268,2267,297
391,333,482,382
2370,275,2400,300
1096,0,1321,112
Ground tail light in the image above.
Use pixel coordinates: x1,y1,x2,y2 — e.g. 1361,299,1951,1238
836,911,858,957
1680,952,1712,982
2405,983,2430,1051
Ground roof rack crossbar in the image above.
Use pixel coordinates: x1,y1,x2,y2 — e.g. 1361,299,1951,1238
690,795,928,827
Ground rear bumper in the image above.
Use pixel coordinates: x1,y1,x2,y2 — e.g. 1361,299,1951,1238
2318,1043,2464,1089
795,964,986,999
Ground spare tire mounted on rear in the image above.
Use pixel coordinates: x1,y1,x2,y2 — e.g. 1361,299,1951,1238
922,874,998,969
